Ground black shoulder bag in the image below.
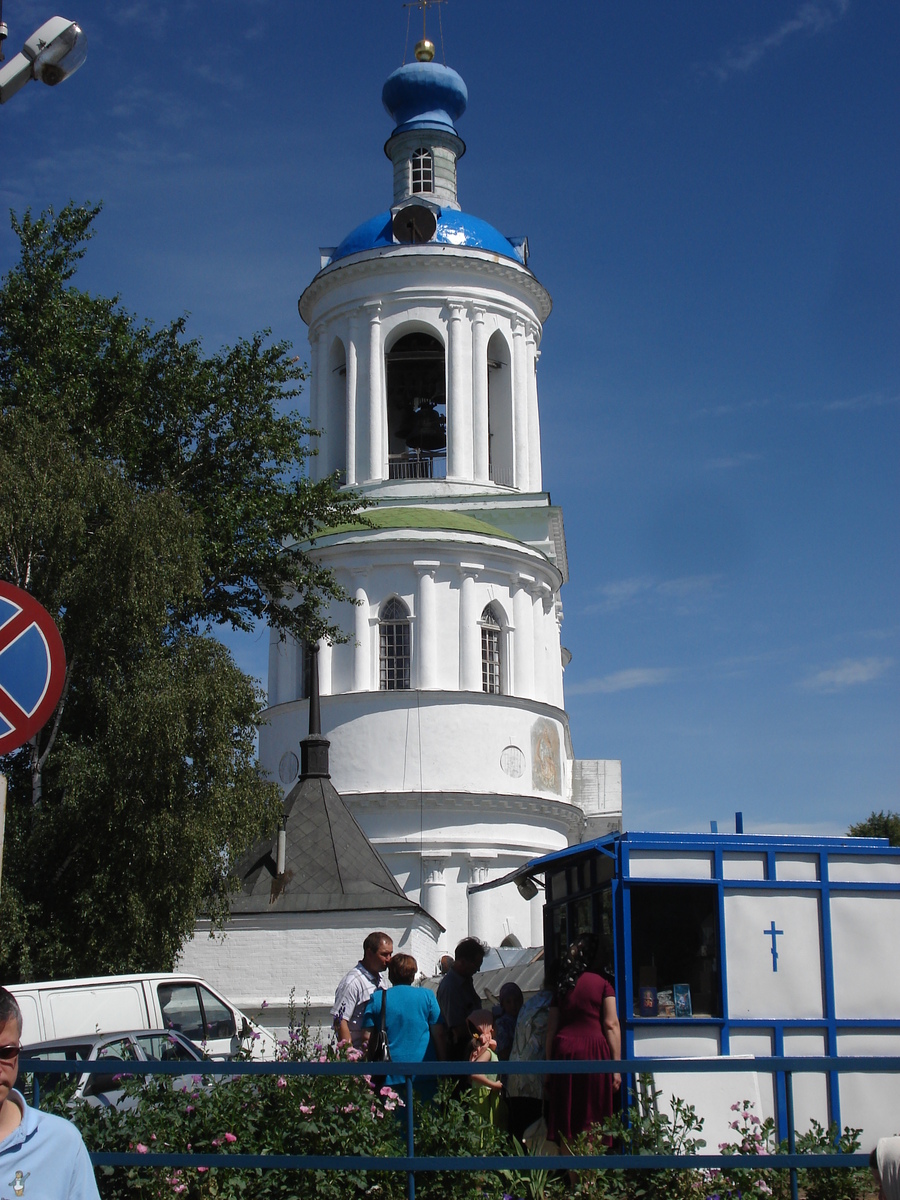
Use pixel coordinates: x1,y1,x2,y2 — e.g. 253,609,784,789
366,987,391,1062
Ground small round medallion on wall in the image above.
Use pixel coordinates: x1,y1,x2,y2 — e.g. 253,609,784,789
500,745,525,778
278,751,300,785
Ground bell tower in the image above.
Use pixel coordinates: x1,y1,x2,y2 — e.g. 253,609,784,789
260,36,622,955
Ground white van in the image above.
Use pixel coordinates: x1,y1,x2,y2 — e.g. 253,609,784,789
9,974,277,1060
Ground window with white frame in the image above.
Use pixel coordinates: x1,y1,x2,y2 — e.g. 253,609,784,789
410,147,434,194
480,603,502,694
380,597,411,690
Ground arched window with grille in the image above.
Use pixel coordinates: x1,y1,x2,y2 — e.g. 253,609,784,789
380,597,411,690
480,603,503,694
410,147,434,194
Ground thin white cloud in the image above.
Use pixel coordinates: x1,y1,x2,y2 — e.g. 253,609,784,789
822,391,899,412
108,2,171,37
657,575,720,598
704,452,762,471
585,574,720,615
567,668,676,696
793,391,900,413
689,398,770,420
706,0,850,82
192,62,244,90
110,86,195,127
799,656,893,693
588,577,653,613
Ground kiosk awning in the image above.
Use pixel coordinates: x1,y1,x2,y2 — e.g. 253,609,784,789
466,832,620,895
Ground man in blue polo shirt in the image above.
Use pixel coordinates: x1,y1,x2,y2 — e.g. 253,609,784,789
0,987,100,1199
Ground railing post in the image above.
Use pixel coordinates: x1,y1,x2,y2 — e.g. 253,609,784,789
405,1074,415,1200
785,1069,799,1200
32,1073,40,1109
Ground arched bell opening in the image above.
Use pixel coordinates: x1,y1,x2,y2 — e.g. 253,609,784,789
487,330,513,488
324,336,347,480
386,331,447,480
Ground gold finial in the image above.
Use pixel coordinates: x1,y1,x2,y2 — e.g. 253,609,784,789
403,0,446,63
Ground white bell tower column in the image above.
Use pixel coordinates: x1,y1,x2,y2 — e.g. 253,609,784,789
447,302,473,481
366,301,384,482
471,306,489,484
346,310,360,486
421,855,449,951
458,566,482,691
512,315,530,489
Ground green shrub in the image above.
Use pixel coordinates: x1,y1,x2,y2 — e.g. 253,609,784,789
57,1000,509,1200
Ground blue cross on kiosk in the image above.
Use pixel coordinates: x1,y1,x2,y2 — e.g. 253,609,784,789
764,920,783,972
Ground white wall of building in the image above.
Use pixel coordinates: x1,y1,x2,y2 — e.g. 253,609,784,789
179,911,441,1038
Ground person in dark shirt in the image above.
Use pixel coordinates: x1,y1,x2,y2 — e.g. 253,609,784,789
436,937,485,1059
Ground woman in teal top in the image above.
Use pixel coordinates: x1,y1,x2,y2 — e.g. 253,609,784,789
361,954,447,1095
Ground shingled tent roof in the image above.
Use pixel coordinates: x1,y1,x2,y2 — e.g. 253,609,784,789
231,653,428,918
232,769,423,914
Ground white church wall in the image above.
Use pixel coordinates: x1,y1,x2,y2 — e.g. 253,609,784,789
179,911,441,1036
262,691,572,800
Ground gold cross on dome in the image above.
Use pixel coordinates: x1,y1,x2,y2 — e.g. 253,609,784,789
403,0,446,40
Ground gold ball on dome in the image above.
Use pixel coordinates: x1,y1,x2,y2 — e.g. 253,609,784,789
415,39,435,62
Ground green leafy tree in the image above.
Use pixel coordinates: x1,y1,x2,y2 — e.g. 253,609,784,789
848,811,900,846
0,203,360,979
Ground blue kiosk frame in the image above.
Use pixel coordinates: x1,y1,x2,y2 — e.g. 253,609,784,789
476,829,900,1145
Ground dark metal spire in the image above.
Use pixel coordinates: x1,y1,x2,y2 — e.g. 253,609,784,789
300,644,330,779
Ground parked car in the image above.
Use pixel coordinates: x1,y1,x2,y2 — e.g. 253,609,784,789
10,973,276,1059
20,1029,207,1108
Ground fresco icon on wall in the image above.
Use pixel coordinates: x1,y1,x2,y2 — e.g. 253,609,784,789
531,718,560,794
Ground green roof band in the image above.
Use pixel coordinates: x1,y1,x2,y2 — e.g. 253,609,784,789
313,506,522,544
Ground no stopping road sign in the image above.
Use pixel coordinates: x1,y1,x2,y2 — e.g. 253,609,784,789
0,582,66,755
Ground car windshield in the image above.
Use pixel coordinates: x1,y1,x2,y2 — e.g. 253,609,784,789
135,1034,201,1062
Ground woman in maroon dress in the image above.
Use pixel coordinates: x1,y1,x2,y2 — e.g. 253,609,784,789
545,935,621,1150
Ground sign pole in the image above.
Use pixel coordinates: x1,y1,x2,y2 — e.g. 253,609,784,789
0,773,6,901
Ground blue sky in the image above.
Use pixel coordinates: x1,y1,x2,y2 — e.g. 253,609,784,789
2,1,896,837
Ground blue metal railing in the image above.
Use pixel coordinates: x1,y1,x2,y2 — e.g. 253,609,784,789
22,1054,898,1200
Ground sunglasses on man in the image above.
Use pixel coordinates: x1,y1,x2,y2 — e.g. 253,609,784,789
0,1044,20,1061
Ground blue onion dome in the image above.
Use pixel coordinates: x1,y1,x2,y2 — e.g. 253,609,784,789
329,209,521,264
382,60,467,138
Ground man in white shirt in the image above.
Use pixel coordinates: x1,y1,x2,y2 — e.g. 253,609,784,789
0,987,101,1199
331,931,393,1049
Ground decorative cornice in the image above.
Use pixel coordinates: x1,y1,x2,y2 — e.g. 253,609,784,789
303,529,562,591
299,246,553,326
346,788,585,835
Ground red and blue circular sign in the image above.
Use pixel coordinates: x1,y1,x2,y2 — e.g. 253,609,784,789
0,582,66,755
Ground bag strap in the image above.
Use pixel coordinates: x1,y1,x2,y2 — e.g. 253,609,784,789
377,986,387,1035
